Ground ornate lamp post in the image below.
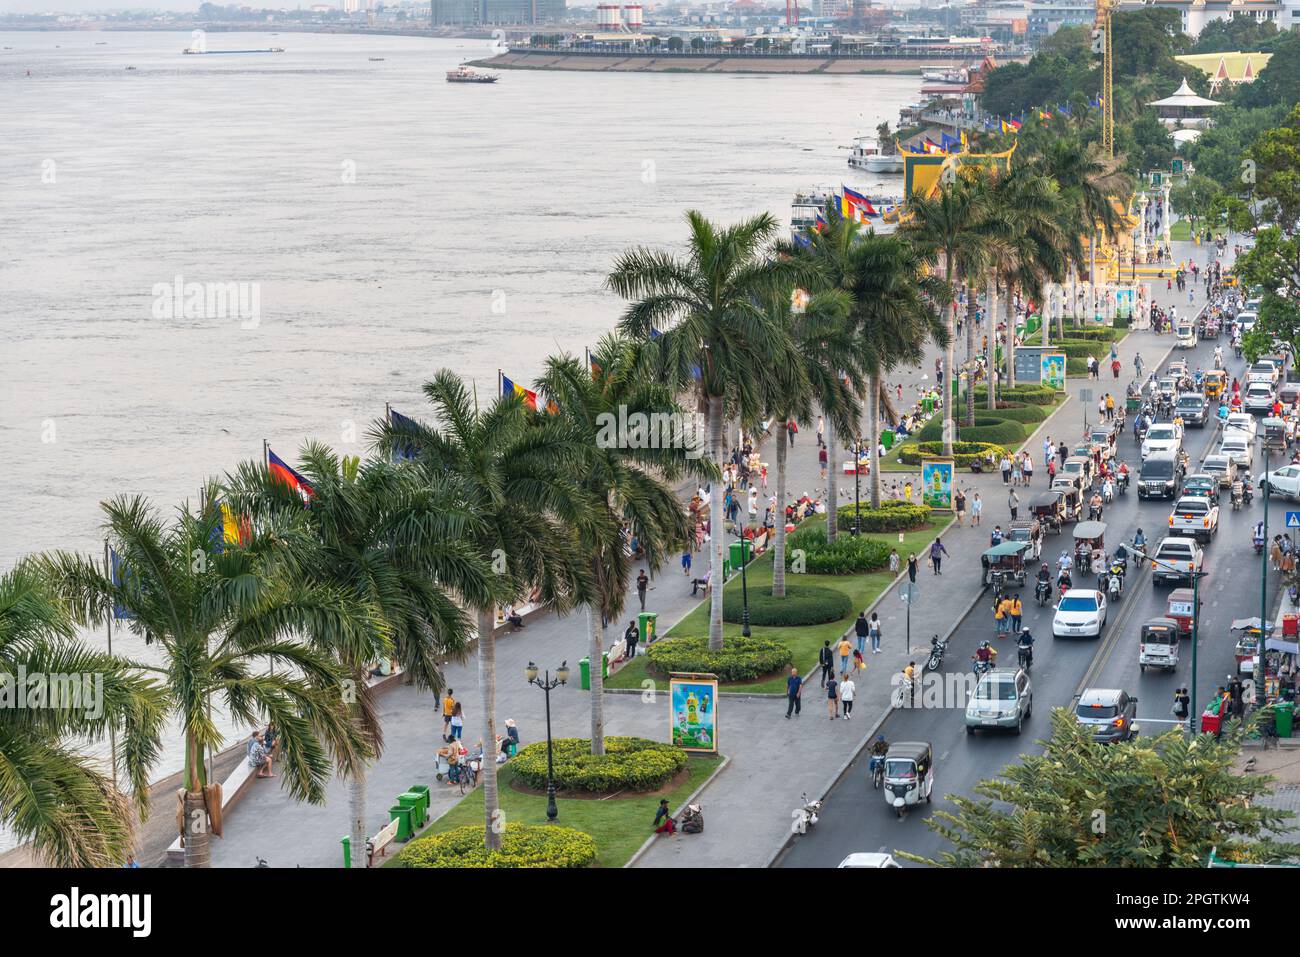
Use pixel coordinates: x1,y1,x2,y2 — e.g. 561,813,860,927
525,660,569,821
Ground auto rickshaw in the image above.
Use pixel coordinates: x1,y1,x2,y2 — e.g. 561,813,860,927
981,540,1032,589
1138,617,1180,672
882,740,933,818
1029,491,1065,534
1262,416,1289,452
1177,322,1197,348
1231,617,1274,675
1166,588,1200,639
1072,520,1106,573
1008,519,1042,558
1050,482,1083,523
1204,370,1226,401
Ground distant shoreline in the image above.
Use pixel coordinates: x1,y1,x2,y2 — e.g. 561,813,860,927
469,50,963,76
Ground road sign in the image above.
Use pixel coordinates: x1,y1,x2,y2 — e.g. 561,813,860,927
900,583,918,604
1287,512,1300,529
1171,158,1185,175
1080,388,1094,404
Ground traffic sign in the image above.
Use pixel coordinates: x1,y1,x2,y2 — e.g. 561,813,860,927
1080,388,1094,404
1286,512,1300,529
900,583,918,604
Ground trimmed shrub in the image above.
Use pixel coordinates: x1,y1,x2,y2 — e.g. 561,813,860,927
973,385,1056,405
779,528,894,576
957,420,1028,445
725,581,854,621
397,823,597,868
898,441,1009,467
917,414,1023,443
1067,357,1089,376
646,634,792,682
833,501,932,533
512,736,689,793
992,403,1048,423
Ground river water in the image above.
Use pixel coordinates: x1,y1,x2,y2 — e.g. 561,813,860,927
0,29,917,834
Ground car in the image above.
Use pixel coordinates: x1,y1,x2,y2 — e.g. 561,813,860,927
1175,392,1208,427
837,852,901,868
1150,536,1204,585
1258,464,1300,500
964,667,1033,734
1201,454,1237,489
1075,688,1139,744
1167,359,1189,380
1142,423,1183,459
1053,588,1108,639
1061,456,1095,486
1218,434,1254,469
1237,310,1258,334
1244,298,1262,312
1248,361,1279,386
1281,382,1300,406
1168,495,1218,543
1138,451,1185,500
1183,473,1221,504
1225,413,1258,442
1245,382,1275,414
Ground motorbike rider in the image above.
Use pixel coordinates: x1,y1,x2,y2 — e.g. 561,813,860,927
1133,528,1147,552
1254,520,1266,550
1089,491,1104,520
1213,346,1224,368
868,734,889,776
972,641,998,673
1017,627,1034,668
1116,460,1130,491
1035,562,1052,602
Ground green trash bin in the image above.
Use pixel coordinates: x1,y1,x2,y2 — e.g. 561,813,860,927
389,804,413,842
638,611,659,646
579,656,591,690
340,835,352,869
1276,701,1294,738
407,785,430,827
922,396,935,414
728,539,752,571
398,791,424,830
881,430,895,451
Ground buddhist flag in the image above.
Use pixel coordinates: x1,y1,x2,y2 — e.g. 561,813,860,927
267,447,316,500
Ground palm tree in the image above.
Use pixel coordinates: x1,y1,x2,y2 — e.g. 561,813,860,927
0,559,166,867
43,490,378,867
223,445,498,866
608,211,797,650
903,179,989,456
372,371,595,851
534,339,700,754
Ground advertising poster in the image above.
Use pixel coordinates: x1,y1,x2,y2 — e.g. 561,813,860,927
669,675,718,752
920,458,954,511
1115,287,1134,319
1041,353,1066,392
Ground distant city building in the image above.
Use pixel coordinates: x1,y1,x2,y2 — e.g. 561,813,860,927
431,0,566,25
343,0,361,12
1121,0,1300,38
1026,0,1094,37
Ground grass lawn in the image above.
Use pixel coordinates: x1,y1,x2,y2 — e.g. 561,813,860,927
387,754,724,869
605,517,944,694
1169,220,1192,241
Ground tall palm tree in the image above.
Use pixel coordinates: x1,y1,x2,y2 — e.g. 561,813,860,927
608,211,797,650
372,371,595,851
223,446,498,866
534,339,700,755
43,490,378,867
0,559,166,867
903,178,988,456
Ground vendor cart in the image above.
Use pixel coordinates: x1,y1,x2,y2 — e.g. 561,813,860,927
1232,617,1275,675
1166,588,1200,639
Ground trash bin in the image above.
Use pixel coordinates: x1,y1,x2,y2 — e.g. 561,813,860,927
1276,701,1294,738
638,611,658,646
728,540,751,570
922,396,935,414
340,835,352,869
881,430,895,451
579,656,591,690
398,791,424,830
407,785,430,826
389,804,413,842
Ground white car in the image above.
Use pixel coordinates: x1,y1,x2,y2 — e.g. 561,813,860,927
1238,310,1258,334
1248,361,1279,386
1142,423,1182,459
1168,495,1219,543
1053,589,1108,639
1225,413,1258,442
838,852,901,868
1150,537,1204,585
1259,464,1300,500
1244,382,1274,414
1218,434,1254,469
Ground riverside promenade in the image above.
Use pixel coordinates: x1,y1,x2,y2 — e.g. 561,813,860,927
200,240,1219,868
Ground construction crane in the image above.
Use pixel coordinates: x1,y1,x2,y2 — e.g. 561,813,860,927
1093,0,1115,156
786,0,799,26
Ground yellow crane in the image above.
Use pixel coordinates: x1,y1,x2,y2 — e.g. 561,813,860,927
1094,0,1115,156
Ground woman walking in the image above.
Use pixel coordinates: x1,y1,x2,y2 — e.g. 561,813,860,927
929,537,948,575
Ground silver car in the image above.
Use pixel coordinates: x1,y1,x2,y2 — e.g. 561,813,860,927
964,668,1033,735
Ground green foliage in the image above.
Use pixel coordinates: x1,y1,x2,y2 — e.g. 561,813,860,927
1238,31,1300,109
781,525,893,576
901,710,1300,868
1187,104,1289,193
899,441,1010,467
990,403,1048,424
832,501,934,533
645,634,792,682
1191,16,1278,55
397,823,597,868
973,384,1057,405
725,580,855,621
511,737,689,793
957,420,1027,446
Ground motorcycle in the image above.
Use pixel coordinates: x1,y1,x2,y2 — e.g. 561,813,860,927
794,792,821,832
1231,481,1244,511
971,656,995,676
925,634,948,673
869,755,885,790
1254,534,1266,555
1243,483,1254,505
1035,578,1052,607
1107,570,1123,604
1017,643,1033,671
1117,472,1129,496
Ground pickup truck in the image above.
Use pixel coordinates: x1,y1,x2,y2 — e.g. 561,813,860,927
1175,392,1208,427
1168,496,1218,544
1150,537,1205,585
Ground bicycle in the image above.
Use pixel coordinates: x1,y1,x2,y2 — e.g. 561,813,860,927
890,675,915,710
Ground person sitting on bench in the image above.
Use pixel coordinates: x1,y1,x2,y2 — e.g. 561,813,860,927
504,605,525,629
691,569,711,596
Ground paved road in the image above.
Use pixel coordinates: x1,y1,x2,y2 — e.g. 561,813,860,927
777,321,1291,868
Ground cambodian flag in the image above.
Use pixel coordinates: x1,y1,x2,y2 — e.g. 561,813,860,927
268,448,315,500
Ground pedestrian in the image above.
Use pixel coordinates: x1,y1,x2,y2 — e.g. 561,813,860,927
971,492,982,526
1042,436,1052,466
819,640,833,687
441,689,456,739
889,548,900,573
818,445,828,479
869,612,882,653
955,487,967,525
1058,441,1068,466
1008,487,1020,520
990,524,1003,546
624,619,640,659
907,553,918,583
1111,357,1121,380
681,549,692,576
930,536,948,574
785,666,803,718
840,673,855,720
1000,454,1012,484
854,612,869,655
1010,593,1022,632
653,798,676,835
450,702,464,740
636,569,649,610
786,419,797,447
817,415,825,449
1011,455,1022,485
1022,452,1033,484
837,635,852,678
826,673,840,719
1172,687,1190,724
995,595,1012,636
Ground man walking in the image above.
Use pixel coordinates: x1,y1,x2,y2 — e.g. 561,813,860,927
1008,487,1020,520
929,536,948,574
839,673,855,720
636,569,649,610
854,612,870,656
837,635,853,678
624,620,640,659
785,666,803,718
818,640,833,687
907,553,919,583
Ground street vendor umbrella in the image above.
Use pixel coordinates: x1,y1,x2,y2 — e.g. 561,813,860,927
1230,617,1275,633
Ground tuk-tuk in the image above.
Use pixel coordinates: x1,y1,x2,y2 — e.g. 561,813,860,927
1008,519,1041,558
1072,520,1106,573
882,740,933,818
1166,588,1200,638
981,540,1032,589
1139,617,1180,672
1125,382,1143,413
1262,416,1288,452
1029,491,1066,533
1204,370,1227,401
1051,482,1084,523
1176,323,1197,348
1231,617,1274,675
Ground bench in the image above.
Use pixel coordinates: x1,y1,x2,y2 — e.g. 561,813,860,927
366,818,400,867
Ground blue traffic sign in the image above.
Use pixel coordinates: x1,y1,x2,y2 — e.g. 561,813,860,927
1287,512,1300,529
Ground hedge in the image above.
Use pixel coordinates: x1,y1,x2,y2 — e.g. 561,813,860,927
898,440,1010,467
725,580,854,621
397,823,597,868
973,385,1056,405
917,414,1021,443
646,634,792,682
957,421,1029,446
1067,357,1089,376
992,402,1048,423
777,529,894,576
833,501,933,532
512,737,689,793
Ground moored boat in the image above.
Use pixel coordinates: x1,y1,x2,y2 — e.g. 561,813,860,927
446,64,498,83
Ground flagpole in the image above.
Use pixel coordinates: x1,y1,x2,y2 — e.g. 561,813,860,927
198,486,214,789
261,438,274,683
104,540,119,791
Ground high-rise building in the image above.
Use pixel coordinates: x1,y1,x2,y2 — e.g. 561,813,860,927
431,0,567,25
343,0,360,12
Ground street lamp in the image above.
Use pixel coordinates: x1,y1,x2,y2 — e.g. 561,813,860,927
525,659,569,821
1258,445,1270,697
852,433,862,537
1130,542,1206,734
736,520,751,637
